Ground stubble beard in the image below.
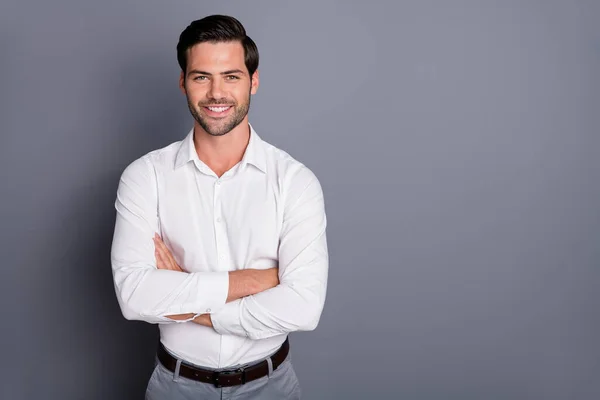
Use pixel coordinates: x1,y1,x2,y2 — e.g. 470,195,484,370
187,92,251,137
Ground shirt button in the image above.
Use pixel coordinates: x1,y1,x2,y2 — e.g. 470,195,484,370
206,308,211,313
216,217,222,223
215,181,221,186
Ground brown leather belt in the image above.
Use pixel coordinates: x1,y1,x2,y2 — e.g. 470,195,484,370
156,338,290,388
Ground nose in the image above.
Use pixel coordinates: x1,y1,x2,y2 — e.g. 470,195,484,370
208,78,225,100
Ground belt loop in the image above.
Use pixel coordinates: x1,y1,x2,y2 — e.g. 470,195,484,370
266,357,273,377
173,359,182,382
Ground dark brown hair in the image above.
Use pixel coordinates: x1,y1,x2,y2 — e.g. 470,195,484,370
176,15,259,76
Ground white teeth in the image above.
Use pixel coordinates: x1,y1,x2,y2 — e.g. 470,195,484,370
207,106,230,112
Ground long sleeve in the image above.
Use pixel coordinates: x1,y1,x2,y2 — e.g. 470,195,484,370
211,166,328,339
110,156,229,324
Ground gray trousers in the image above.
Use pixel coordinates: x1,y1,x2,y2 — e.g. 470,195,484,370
145,350,302,400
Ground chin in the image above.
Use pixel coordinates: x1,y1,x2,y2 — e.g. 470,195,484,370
204,124,234,137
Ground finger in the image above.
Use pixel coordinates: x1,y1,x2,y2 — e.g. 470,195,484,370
155,248,167,270
156,239,175,270
154,239,172,270
153,236,171,268
155,235,170,257
154,232,163,251
154,235,184,272
152,237,160,263
156,237,180,271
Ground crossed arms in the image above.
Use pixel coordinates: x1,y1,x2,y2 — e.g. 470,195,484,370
152,232,279,327
110,157,329,340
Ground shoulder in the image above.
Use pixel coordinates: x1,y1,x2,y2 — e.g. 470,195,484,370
119,140,182,181
261,139,323,206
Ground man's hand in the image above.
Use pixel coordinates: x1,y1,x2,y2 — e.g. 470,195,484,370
153,233,184,272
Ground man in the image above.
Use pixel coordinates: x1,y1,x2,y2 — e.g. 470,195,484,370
110,15,328,400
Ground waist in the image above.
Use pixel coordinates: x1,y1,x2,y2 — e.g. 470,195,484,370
159,324,287,368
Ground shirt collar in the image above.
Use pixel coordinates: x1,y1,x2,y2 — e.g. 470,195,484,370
240,124,267,174
174,123,267,174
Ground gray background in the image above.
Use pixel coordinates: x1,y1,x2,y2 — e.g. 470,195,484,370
1,0,599,399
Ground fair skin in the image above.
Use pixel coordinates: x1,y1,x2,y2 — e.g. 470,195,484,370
159,40,269,326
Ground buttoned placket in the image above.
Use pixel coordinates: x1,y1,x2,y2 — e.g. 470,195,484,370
193,161,235,317
213,178,228,268
211,165,244,368
213,177,226,368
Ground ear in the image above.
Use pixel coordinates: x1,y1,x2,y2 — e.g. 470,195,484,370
250,70,259,95
179,71,186,94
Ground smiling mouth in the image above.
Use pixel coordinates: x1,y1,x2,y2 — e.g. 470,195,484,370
204,105,232,114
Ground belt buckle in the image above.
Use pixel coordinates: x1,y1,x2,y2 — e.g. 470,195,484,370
212,367,246,388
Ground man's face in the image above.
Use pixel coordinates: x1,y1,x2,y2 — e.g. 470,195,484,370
179,41,259,136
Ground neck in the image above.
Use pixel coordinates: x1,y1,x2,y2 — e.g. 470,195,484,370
193,119,251,177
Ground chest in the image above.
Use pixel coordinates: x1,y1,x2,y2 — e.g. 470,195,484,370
156,168,282,272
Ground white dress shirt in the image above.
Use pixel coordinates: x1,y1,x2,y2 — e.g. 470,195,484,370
110,124,328,368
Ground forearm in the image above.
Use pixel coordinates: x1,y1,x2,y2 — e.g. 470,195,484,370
112,264,229,323
112,156,216,324
187,268,278,326
211,282,326,339
210,167,328,338
112,156,272,324
226,269,277,302
167,268,276,322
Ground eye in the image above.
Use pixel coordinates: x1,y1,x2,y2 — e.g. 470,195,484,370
194,76,208,81
226,75,240,81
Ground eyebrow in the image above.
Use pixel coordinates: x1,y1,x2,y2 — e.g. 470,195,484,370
188,69,246,77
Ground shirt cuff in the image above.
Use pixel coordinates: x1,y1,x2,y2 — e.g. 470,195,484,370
195,270,229,314
211,299,246,337
139,271,229,322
